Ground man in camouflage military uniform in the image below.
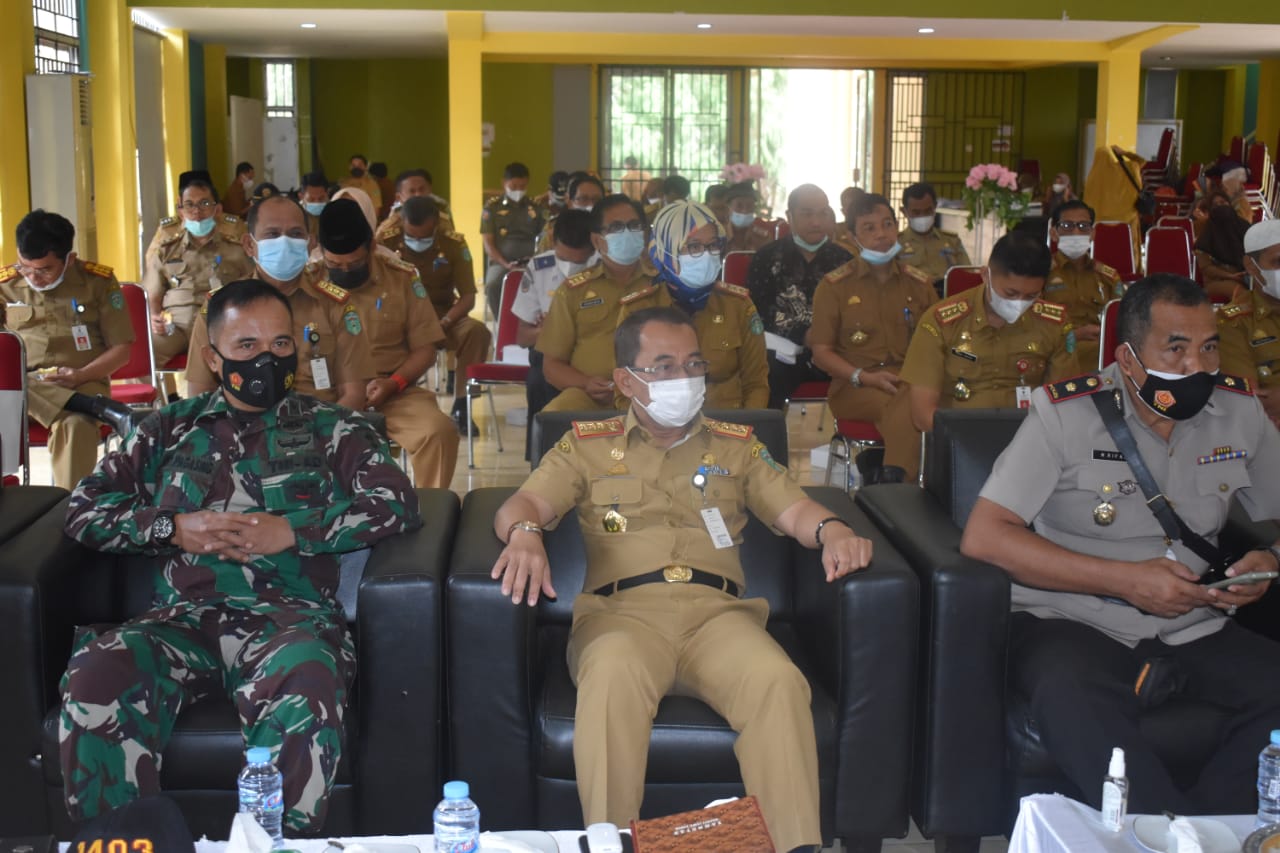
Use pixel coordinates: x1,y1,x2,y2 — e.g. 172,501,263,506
0,210,137,488
490,306,874,853
185,195,375,410
59,279,419,831
1045,199,1124,371
898,182,970,285
902,231,1079,433
1219,220,1280,429
142,174,255,366
374,169,455,242
481,162,544,321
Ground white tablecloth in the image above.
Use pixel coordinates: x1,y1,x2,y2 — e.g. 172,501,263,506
1009,793,1256,852
185,834,584,853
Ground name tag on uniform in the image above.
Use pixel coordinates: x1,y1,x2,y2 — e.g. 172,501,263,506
1015,385,1032,409
1251,336,1278,347
71,324,92,352
580,297,604,309
310,357,332,390
950,348,977,362
700,507,734,549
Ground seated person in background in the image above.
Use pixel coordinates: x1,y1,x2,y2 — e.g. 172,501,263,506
745,184,853,410
1213,160,1254,223
704,183,730,227
618,199,768,409
537,194,663,413
901,230,1078,433
222,161,254,218
299,171,331,239
810,192,938,484
724,181,773,252
339,154,382,210
1195,190,1252,302
961,274,1280,817
663,174,691,205
147,170,246,252
620,156,651,201
482,161,543,322
368,161,394,222
60,279,420,832
1218,219,1280,428
832,186,866,257
376,168,455,240
898,182,970,285
536,174,603,253
490,306,874,853
1041,171,1076,211
640,178,665,223
1045,199,1124,370
535,170,570,222
1191,194,1213,243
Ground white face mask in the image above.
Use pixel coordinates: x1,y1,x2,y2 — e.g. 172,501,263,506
628,372,706,428
24,254,72,292
677,252,720,289
1057,234,1092,260
1255,266,1280,301
730,211,755,229
1052,183,1066,193
555,256,591,279
506,188,526,203
908,215,935,234
987,281,1036,324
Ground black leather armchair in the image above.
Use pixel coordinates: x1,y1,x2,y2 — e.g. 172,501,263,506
447,409,919,850
0,488,457,840
855,409,1280,851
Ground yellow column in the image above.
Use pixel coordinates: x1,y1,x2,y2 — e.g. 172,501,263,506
447,11,485,312
161,29,192,206
1096,49,1141,152
870,70,887,194
204,44,229,191
1258,60,1280,156
1222,65,1247,153
87,0,141,279
0,0,35,261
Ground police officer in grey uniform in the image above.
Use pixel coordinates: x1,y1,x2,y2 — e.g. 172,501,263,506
962,274,1280,816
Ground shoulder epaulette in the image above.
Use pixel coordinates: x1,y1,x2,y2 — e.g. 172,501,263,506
902,264,932,285
1032,300,1067,323
823,260,857,282
83,261,113,279
564,265,602,289
706,419,754,440
714,281,750,299
572,418,624,438
314,279,351,303
619,284,659,305
379,225,402,241
222,214,240,224
1220,302,1252,320
751,220,772,237
386,254,418,274
1215,374,1255,396
220,231,242,244
0,264,18,283
938,228,960,239
532,253,556,271
1044,374,1103,403
936,297,971,326
1095,261,1119,279
158,215,178,228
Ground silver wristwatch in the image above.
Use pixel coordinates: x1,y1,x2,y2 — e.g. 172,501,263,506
850,368,863,387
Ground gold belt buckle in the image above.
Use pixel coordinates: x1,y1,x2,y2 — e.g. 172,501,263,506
662,565,693,583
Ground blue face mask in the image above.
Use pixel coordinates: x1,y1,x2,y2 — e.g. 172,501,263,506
792,233,828,253
184,216,216,238
730,211,755,229
604,230,646,266
404,235,435,254
858,241,903,266
303,201,327,217
677,252,720,289
253,236,309,282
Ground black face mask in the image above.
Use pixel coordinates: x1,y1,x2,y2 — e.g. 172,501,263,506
212,346,297,409
350,167,365,178
1124,344,1217,421
328,264,370,289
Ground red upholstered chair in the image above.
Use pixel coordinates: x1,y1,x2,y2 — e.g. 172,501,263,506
108,283,160,408
825,419,884,492
942,265,985,299
464,269,529,468
1144,227,1193,279
1092,222,1139,282
773,219,791,240
1156,215,1195,246
1098,298,1122,370
0,330,29,485
720,250,754,287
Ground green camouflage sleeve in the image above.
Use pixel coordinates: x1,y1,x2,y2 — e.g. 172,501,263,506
64,411,169,553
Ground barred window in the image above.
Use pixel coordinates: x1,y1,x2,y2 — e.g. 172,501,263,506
265,61,296,119
33,0,80,74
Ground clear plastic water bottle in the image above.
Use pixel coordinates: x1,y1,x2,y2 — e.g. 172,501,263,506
1258,730,1280,826
847,460,863,492
433,780,480,853
238,746,284,848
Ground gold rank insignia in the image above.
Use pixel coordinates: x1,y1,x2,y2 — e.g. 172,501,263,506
573,418,625,439
1215,373,1255,395
83,261,114,279
1026,342,1039,353
954,380,971,401
607,462,628,475
712,314,724,324
1045,374,1102,403
1093,499,1116,526
1261,365,1273,378
314,279,351,303
707,419,754,440
610,446,625,460
556,439,571,453
619,284,658,306
1220,303,1251,319
602,508,627,533
851,330,868,344
715,282,750,299
0,265,18,283
1031,300,1066,323
847,295,862,305
702,453,716,465
937,299,971,326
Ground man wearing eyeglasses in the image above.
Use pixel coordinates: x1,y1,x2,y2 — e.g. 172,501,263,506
142,173,256,370
537,194,666,413
490,306,875,853
1046,200,1124,370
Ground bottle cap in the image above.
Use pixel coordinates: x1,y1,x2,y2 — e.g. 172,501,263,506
1271,730,1280,746
443,780,470,800
246,746,272,765
1108,747,1125,777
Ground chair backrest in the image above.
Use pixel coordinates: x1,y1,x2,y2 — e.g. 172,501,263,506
115,283,158,388
1151,128,1173,168
943,265,985,299
1156,215,1195,245
1144,227,1192,278
0,330,28,478
924,408,1028,529
1229,136,1245,163
773,219,791,240
1098,298,1122,369
721,250,754,286
1091,221,1136,278
1183,162,1203,197
496,269,524,354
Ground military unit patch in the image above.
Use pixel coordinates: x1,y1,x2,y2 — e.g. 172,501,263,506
1044,373,1101,403
412,279,427,299
749,313,764,335
343,307,362,335
533,254,556,270
572,418,624,438
109,290,125,310
314,280,350,303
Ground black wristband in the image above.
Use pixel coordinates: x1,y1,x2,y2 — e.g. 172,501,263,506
814,515,852,546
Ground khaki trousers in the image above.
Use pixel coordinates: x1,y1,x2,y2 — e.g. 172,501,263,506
379,386,458,488
444,317,491,403
828,383,921,479
567,584,821,853
28,377,105,489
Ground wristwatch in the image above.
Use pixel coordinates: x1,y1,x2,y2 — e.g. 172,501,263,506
151,510,176,548
507,520,543,541
849,368,863,387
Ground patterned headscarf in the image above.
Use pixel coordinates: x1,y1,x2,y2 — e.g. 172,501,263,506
648,200,726,307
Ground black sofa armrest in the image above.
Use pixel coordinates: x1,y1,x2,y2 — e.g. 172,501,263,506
794,486,918,840
446,488,539,830
857,484,1011,839
0,486,67,543
355,488,458,834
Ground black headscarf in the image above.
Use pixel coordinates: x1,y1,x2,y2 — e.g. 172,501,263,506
1195,194,1250,268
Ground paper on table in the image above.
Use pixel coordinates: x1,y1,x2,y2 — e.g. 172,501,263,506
764,332,801,365
225,813,273,853
1169,818,1205,853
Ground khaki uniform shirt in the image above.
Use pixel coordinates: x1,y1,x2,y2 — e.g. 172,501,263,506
0,259,134,370
378,225,476,319
898,227,970,281
185,262,374,402
141,218,255,330
1044,251,1123,332
144,214,246,258
809,256,939,409
222,180,251,218
339,174,382,210
535,262,664,379
374,202,456,242
1218,288,1280,388
522,411,808,592
832,229,863,260
347,252,445,377
901,286,1079,408
480,196,544,262
980,362,1280,646
727,219,773,253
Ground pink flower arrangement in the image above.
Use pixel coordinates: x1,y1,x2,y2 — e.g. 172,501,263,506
720,163,767,184
962,162,1030,230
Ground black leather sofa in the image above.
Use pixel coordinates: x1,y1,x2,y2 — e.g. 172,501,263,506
446,409,919,851
0,488,457,840
855,408,1280,852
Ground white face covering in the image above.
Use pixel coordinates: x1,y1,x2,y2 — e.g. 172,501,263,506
629,372,706,428
555,257,592,279
24,254,72,292
1256,266,1280,301
505,188,526,203
1057,235,1092,260
987,281,1036,324
908,215,935,234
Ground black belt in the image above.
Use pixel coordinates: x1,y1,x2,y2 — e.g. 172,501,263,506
593,565,741,598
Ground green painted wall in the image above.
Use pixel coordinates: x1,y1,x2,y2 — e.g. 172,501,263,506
482,62,557,191
1177,69,1225,167
1023,66,1083,186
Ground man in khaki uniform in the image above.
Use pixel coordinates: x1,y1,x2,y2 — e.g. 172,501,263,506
375,169,455,242
222,162,254,218
185,195,374,410
898,182,970,283
1,210,137,487
481,162,544,319
380,195,491,430
320,199,458,487
300,172,331,240
810,193,938,482
962,274,1280,816
723,182,773,253
142,175,255,366
339,155,382,211
1219,219,1280,429
490,306,875,853
902,231,1078,433
1044,199,1124,371
535,175,603,254
537,195,663,413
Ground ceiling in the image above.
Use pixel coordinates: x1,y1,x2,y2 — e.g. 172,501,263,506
132,8,1280,67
